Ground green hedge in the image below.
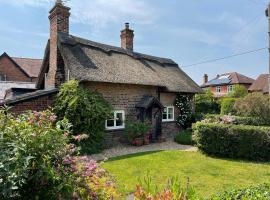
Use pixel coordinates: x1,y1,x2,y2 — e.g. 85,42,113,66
193,122,270,161
204,114,267,126
220,98,237,115
210,183,270,200
174,129,194,145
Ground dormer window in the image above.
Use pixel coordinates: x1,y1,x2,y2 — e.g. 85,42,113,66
0,74,6,81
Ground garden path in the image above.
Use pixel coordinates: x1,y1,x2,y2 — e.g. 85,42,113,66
88,139,197,161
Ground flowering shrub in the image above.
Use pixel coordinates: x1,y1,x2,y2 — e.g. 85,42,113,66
134,176,199,200
175,95,193,129
54,80,112,154
0,108,118,199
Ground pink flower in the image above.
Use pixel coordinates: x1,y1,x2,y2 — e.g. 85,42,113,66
49,115,57,122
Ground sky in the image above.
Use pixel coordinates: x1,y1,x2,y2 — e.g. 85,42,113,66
0,0,268,85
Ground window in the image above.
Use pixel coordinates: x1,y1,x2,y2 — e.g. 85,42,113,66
106,110,125,130
0,74,6,81
162,106,174,122
216,86,221,93
227,85,234,93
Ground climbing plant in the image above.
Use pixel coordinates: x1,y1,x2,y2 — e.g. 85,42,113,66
175,94,193,129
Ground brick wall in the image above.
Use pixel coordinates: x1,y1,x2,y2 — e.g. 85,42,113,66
0,56,31,82
84,82,181,146
9,94,55,115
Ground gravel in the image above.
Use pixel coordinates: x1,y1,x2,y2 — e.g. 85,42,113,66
89,139,197,161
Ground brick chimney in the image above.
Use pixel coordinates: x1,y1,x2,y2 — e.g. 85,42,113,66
203,74,208,84
120,23,134,51
47,0,70,88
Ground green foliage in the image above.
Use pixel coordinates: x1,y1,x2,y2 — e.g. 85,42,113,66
0,109,118,199
234,92,270,125
135,175,199,200
193,122,270,161
0,109,72,199
204,114,266,126
228,85,248,98
175,94,193,129
210,183,270,200
124,121,151,143
174,129,194,145
220,98,237,115
195,89,220,114
54,80,112,154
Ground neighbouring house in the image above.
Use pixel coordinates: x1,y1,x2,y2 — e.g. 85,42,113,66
1,1,202,144
0,52,42,102
248,74,269,94
201,72,254,97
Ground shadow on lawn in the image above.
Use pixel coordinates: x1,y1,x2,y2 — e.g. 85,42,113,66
107,150,164,162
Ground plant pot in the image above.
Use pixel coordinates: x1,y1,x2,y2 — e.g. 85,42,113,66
133,138,144,146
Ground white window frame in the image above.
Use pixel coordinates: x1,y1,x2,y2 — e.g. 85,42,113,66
227,85,234,93
162,106,175,122
216,86,221,93
105,110,125,130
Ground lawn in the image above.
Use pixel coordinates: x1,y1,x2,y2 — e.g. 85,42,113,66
102,151,270,198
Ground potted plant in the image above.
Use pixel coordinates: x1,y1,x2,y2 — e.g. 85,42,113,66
124,121,151,146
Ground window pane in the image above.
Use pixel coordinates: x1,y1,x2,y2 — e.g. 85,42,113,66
116,112,123,126
106,119,114,127
163,113,167,120
168,113,173,120
168,107,173,114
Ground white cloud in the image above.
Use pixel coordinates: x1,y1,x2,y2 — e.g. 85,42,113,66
0,0,156,27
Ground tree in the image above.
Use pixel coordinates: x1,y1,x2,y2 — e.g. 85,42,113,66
228,85,248,98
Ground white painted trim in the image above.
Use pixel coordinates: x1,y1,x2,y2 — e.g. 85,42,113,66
105,110,125,130
162,106,175,122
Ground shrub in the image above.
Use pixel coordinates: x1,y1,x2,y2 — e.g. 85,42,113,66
210,183,270,200
195,89,220,114
228,85,248,98
54,80,112,154
124,121,151,143
193,122,270,161
175,95,193,129
134,175,199,200
220,98,237,115
174,129,194,145
234,93,270,125
203,114,266,126
0,109,118,199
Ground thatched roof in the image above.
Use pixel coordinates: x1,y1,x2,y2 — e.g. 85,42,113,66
201,72,254,88
248,74,269,94
55,32,201,93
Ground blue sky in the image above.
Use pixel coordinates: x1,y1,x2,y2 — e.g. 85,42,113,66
0,0,268,84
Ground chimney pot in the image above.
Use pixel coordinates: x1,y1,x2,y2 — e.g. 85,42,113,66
121,23,134,51
203,74,208,84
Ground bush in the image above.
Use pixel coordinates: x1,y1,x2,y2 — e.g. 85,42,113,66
0,109,118,199
175,95,193,129
195,89,220,114
210,183,270,200
234,93,270,125
124,121,151,143
174,129,194,145
135,175,199,200
193,122,270,161
203,114,266,126
228,85,248,98
54,80,112,154
220,98,237,115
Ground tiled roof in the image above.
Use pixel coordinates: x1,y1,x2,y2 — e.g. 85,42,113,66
248,74,269,94
12,57,43,78
202,72,254,87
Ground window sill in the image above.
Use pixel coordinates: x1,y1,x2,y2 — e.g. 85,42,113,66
162,120,175,123
106,127,125,131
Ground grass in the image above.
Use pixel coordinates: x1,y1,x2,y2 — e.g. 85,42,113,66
102,151,270,198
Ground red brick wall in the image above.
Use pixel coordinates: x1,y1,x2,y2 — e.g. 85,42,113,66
0,56,31,82
9,94,55,115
